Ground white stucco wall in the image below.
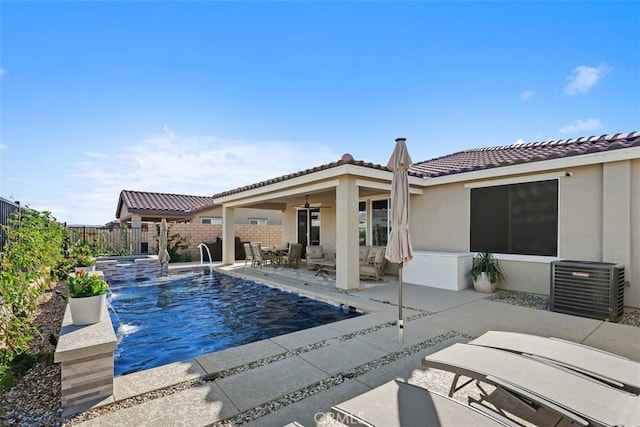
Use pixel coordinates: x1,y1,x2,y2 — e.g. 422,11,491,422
409,182,469,252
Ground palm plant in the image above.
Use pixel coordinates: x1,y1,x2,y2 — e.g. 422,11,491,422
470,250,505,284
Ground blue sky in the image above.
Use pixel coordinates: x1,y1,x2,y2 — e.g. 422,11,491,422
1,1,638,225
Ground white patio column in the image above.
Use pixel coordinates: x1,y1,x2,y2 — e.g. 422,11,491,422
131,214,142,254
602,160,634,305
335,176,360,291
222,206,236,265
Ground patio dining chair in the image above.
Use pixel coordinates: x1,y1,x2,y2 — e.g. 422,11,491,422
282,243,303,268
250,242,274,268
243,242,254,267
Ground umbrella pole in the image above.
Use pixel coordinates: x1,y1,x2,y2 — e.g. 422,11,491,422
398,262,404,344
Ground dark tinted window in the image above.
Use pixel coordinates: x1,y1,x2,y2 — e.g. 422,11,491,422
470,180,558,256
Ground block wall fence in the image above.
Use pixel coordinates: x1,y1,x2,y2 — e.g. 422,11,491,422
147,224,283,260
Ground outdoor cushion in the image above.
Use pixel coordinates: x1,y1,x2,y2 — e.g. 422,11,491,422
359,246,386,280
358,246,370,263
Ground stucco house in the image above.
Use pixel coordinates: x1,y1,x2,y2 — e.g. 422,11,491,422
213,132,640,308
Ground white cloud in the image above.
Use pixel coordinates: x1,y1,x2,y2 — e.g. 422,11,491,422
559,118,603,134
564,64,611,96
514,138,527,145
0,67,6,78
59,130,340,224
85,151,108,159
0,141,7,151
520,90,535,101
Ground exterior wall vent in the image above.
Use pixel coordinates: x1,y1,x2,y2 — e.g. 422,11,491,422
550,260,625,322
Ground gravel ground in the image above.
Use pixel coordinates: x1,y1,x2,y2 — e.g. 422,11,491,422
0,281,67,427
1,286,638,426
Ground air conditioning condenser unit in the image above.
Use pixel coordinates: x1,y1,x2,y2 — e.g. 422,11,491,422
550,260,625,322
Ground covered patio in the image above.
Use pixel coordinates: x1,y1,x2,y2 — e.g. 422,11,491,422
213,153,425,292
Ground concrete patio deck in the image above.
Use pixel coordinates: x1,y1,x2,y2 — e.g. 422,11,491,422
73,262,640,426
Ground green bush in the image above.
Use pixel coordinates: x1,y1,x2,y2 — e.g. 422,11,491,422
0,208,67,376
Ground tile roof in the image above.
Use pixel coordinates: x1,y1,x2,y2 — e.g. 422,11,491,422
118,190,214,216
410,131,640,178
212,153,418,198
213,132,639,199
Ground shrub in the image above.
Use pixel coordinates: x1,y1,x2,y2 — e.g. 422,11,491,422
65,271,108,298
0,208,67,373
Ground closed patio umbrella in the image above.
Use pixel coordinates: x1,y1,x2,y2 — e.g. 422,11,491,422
159,218,170,273
385,138,414,343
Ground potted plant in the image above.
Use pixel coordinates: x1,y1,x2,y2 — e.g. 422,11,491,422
469,250,505,293
65,270,109,325
72,242,95,273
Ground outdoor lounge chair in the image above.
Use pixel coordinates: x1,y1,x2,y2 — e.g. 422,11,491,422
359,245,386,280
331,379,517,426
422,343,640,427
304,245,325,268
470,331,640,394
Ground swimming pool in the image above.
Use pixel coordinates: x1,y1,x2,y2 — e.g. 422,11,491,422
108,271,361,376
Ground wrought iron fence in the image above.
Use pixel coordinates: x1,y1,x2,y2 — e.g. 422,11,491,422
0,197,20,254
66,226,150,255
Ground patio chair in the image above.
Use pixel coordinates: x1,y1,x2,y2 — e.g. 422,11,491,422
304,245,325,269
422,343,640,427
282,243,303,268
243,242,254,267
470,331,640,394
331,379,517,426
250,242,273,268
359,246,386,280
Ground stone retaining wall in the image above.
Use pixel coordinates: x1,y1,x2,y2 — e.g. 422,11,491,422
54,306,117,416
95,256,162,282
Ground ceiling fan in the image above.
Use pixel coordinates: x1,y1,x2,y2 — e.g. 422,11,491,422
295,195,332,209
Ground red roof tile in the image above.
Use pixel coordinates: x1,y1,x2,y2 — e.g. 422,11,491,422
118,190,214,217
411,132,640,178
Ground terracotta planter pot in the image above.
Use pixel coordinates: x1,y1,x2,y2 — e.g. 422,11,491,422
69,294,106,325
473,272,498,293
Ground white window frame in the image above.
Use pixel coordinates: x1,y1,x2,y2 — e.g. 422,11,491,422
358,197,390,246
249,218,268,225
201,217,222,225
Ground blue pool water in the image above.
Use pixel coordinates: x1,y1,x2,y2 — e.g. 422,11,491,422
108,271,361,376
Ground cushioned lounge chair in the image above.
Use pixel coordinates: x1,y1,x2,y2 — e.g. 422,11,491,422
422,343,640,427
359,246,386,280
470,331,640,394
304,245,325,268
331,380,517,426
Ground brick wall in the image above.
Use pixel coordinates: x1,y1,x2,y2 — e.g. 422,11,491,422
148,223,283,260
